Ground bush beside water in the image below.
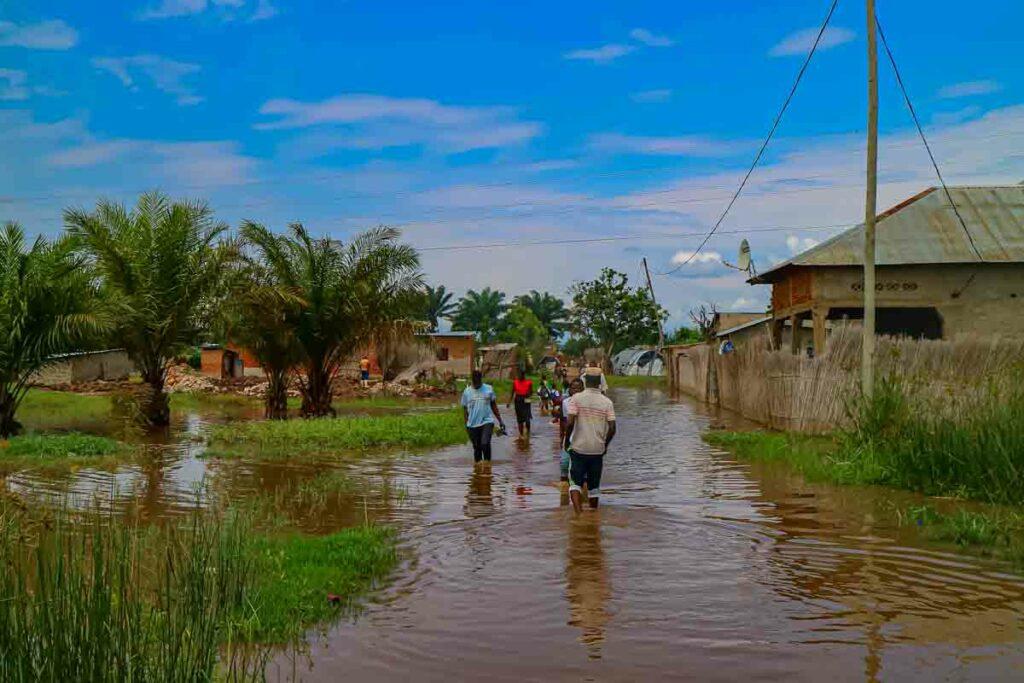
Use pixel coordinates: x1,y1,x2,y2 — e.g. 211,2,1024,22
206,409,467,458
0,499,399,679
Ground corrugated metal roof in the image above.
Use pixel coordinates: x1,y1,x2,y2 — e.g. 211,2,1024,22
418,331,477,338
750,185,1024,283
716,315,772,338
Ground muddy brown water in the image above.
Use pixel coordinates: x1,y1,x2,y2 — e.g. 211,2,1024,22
6,388,1024,681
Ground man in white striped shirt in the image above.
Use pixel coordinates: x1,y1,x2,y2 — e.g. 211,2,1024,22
564,368,617,512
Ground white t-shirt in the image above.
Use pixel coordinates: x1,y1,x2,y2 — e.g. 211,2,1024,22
567,388,616,455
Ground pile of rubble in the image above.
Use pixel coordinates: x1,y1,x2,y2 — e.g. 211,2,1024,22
164,364,220,393
363,380,453,398
240,381,301,398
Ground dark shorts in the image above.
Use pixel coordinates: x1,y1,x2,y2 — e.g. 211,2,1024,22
568,451,603,498
514,396,532,424
360,370,370,380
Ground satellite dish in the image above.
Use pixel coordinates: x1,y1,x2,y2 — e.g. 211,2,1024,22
723,239,755,275
737,239,751,272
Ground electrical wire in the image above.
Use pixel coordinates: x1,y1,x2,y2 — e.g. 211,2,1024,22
416,222,854,253
658,0,841,276
876,15,985,263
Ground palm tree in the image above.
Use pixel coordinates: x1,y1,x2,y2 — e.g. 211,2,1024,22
513,290,569,339
65,192,234,426
0,222,108,437
421,284,456,332
242,222,423,418
451,288,507,343
221,253,305,420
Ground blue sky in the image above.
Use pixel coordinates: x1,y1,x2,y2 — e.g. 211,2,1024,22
2,0,1023,327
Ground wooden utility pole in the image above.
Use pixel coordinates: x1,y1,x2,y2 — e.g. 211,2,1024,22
641,257,665,349
862,0,879,398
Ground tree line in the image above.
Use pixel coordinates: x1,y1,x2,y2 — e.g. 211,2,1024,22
1,192,668,437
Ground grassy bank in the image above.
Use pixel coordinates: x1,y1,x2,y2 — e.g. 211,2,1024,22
706,427,1024,567
18,390,114,431
206,409,467,459
0,433,124,468
606,374,664,389
0,499,399,679
900,505,1024,567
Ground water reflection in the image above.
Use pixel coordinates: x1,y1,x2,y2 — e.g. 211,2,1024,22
564,513,611,658
464,463,495,518
10,387,1024,681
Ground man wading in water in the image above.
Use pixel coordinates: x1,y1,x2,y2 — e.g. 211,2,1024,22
564,368,616,512
461,370,506,464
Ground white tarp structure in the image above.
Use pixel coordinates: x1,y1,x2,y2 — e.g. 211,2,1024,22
611,346,664,376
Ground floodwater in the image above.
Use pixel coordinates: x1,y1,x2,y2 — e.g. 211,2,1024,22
7,388,1024,681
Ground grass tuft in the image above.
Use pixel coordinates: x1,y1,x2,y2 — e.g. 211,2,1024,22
247,526,398,642
0,433,124,466
206,409,467,459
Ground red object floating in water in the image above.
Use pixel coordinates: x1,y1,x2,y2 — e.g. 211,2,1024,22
515,486,533,495
327,593,342,605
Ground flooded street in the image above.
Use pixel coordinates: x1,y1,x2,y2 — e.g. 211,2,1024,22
9,387,1024,681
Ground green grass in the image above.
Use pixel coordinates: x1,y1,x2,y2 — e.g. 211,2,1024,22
606,374,665,388
704,431,890,487
0,433,125,468
900,504,1024,566
17,390,114,431
707,429,1024,567
846,376,1024,505
0,498,400,678
247,526,398,642
205,409,467,459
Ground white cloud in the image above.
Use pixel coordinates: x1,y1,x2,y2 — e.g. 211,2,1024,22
0,69,29,100
0,19,78,50
590,132,744,157
46,140,139,167
563,43,636,64
931,105,981,127
729,297,760,311
631,89,672,104
769,26,854,57
785,235,819,254
259,93,542,155
258,94,502,129
938,80,1002,99
249,0,278,21
0,69,63,100
138,0,275,22
672,250,722,265
629,28,674,47
92,55,203,105
45,137,256,187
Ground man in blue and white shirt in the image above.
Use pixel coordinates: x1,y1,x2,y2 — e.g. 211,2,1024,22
460,370,506,463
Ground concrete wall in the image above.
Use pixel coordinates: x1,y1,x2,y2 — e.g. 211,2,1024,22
431,336,474,377
811,263,1024,338
32,350,134,386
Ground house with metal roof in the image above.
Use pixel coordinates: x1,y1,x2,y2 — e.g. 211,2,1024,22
748,185,1024,352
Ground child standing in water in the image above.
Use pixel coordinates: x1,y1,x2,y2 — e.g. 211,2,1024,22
559,378,584,498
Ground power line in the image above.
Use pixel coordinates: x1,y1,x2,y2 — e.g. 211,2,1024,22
658,0,841,276
876,15,985,263
417,222,855,253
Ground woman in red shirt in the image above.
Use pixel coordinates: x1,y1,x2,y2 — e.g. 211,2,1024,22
506,367,534,439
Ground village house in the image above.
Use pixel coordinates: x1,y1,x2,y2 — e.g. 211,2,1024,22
417,332,476,377
32,349,134,386
199,343,263,379
748,185,1024,353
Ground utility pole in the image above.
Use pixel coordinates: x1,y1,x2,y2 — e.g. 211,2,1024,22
642,257,665,349
862,0,879,398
